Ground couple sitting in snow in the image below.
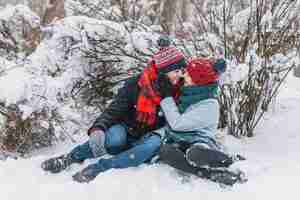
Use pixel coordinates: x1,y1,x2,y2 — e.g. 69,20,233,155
41,36,245,185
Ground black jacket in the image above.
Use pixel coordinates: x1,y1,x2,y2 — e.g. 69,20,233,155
88,76,165,138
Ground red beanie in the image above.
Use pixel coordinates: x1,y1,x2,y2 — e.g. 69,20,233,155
186,58,219,85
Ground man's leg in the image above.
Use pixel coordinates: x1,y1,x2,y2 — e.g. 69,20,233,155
72,134,161,183
104,124,128,155
41,141,93,174
41,124,127,173
104,134,161,168
88,124,128,157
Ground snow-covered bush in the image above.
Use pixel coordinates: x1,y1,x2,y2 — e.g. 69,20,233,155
181,0,300,137
218,52,298,137
0,105,55,156
0,4,41,59
0,11,159,156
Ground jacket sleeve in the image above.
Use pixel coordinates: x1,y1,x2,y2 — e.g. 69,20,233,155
160,97,219,132
88,77,138,134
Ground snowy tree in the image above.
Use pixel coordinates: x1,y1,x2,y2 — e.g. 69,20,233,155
295,65,300,78
27,0,48,19
0,4,41,59
42,0,65,25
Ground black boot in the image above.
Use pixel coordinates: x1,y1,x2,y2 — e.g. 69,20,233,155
197,167,248,186
186,145,237,168
41,154,80,174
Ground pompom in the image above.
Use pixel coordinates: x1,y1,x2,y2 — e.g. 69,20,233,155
157,35,171,47
213,59,227,74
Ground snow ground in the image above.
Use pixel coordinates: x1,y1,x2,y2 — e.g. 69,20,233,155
1,74,300,200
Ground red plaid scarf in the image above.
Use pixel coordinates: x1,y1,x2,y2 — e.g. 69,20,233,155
136,64,181,127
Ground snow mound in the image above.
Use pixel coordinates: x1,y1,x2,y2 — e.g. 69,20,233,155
0,66,31,105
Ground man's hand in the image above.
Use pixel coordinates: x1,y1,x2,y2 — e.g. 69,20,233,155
157,74,173,99
88,127,103,135
88,129,106,157
89,129,104,137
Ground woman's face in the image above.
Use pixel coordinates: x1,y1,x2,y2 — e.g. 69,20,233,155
182,70,194,86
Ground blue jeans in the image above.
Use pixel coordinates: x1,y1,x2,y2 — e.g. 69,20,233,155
70,124,161,177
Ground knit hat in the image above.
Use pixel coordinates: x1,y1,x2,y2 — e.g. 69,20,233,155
186,58,219,85
151,35,187,74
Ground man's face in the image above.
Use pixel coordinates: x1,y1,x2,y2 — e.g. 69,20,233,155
166,69,184,85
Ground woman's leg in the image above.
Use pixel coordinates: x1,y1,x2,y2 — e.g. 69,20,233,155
159,144,199,174
72,134,161,182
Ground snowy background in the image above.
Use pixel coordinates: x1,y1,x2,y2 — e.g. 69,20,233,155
1,1,300,199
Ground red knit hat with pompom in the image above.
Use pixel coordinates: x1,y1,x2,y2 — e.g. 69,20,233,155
186,58,219,85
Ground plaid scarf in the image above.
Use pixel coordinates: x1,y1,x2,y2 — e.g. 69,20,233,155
136,65,181,127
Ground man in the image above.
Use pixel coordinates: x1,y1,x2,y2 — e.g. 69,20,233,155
41,36,187,183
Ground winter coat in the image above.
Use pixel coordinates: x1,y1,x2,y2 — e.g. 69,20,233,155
160,84,220,149
88,76,166,138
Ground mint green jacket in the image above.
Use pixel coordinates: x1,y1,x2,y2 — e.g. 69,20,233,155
160,85,220,149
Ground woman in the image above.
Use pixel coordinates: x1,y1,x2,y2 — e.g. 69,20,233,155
157,58,246,185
